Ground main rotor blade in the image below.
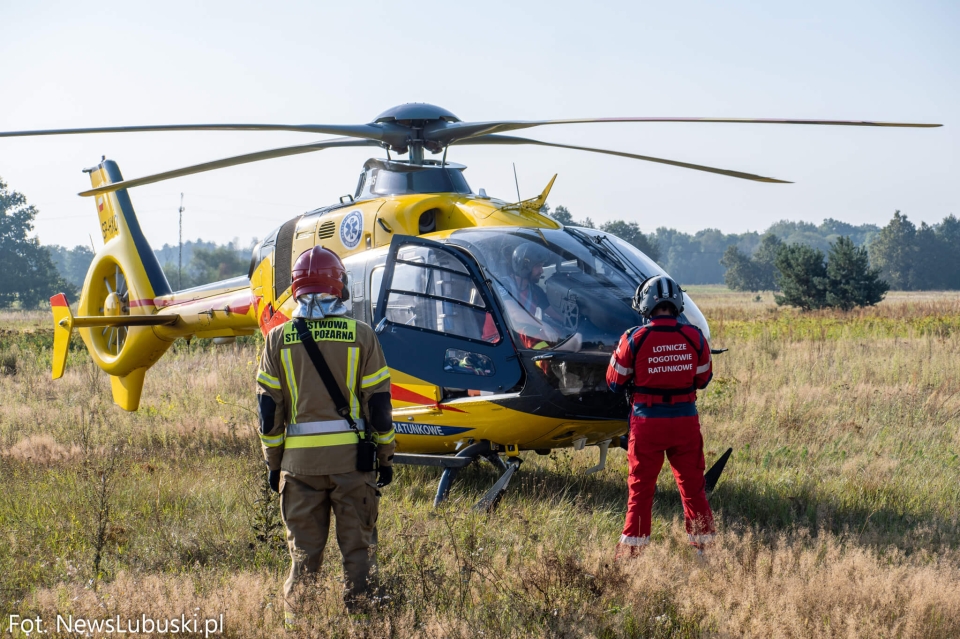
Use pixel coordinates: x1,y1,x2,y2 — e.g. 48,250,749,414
431,117,942,145
0,122,387,140
454,135,791,183
78,137,381,197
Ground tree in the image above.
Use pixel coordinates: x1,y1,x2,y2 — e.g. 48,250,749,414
721,234,783,292
48,244,94,288
0,178,74,308
163,242,249,290
774,244,828,310
824,236,888,310
599,219,661,262
752,234,783,291
936,215,960,289
550,205,574,225
548,205,595,228
869,211,918,290
720,245,758,291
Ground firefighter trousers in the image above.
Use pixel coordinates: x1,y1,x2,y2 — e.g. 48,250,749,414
280,470,379,615
621,411,715,547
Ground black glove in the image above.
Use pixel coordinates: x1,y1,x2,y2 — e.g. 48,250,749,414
268,469,280,493
377,466,393,488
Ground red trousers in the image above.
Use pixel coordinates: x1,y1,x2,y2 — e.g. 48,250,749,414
621,409,715,546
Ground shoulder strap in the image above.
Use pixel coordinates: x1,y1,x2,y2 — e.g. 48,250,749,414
292,318,362,436
677,325,704,357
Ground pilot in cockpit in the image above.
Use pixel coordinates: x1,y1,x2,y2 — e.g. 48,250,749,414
483,243,564,349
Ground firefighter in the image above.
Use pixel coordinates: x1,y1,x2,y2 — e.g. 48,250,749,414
606,275,714,558
256,247,395,624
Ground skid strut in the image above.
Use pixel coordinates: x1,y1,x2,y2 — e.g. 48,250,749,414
395,441,520,509
432,441,494,507
473,457,522,512
584,439,612,475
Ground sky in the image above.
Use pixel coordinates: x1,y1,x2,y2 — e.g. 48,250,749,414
1,0,957,250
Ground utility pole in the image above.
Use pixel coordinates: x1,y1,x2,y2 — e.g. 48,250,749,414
178,193,185,290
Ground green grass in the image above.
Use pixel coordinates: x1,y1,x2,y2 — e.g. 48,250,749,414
1,295,959,637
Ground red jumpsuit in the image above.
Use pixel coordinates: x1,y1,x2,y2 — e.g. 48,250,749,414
606,317,714,549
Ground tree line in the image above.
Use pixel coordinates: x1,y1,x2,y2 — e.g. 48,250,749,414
547,204,959,292
48,239,253,294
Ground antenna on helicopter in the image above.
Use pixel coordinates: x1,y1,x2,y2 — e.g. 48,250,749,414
178,193,185,289
513,163,521,203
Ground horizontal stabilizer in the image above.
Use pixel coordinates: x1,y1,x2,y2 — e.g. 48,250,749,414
49,292,179,380
67,315,179,328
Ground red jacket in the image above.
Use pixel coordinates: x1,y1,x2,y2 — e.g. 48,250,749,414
606,317,712,403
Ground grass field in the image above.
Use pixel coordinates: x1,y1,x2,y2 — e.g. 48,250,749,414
1,288,959,637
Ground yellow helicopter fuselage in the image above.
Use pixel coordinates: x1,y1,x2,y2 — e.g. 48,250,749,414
51,158,707,460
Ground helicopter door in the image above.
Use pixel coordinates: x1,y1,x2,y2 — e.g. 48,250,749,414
374,235,522,394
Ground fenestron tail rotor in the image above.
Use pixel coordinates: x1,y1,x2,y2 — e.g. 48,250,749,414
0,102,942,196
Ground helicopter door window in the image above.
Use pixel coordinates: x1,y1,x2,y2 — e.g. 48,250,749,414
369,266,384,319
374,235,522,395
382,246,498,342
444,348,495,377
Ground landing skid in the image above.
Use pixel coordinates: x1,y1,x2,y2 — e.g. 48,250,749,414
393,440,520,510
393,441,734,511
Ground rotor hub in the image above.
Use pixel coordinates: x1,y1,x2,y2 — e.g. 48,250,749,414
375,103,460,125
104,292,122,317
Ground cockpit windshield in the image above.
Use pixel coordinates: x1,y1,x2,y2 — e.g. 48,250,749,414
448,227,709,355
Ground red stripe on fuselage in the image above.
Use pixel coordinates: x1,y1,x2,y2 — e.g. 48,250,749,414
260,305,288,334
390,384,466,413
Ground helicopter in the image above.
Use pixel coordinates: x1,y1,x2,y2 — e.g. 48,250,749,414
3,103,940,507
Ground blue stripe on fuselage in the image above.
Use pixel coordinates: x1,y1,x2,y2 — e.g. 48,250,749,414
393,422,473,436
102,160,171,296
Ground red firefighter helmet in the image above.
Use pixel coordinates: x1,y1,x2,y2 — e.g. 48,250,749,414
291,247,349,300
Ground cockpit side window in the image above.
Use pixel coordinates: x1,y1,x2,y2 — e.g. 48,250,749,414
378,246,498,342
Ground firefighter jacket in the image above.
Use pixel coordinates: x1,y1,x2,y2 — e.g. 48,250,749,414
256,317,395,475
606,317,712,405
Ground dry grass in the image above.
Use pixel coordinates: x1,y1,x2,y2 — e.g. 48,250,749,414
1,291,959,637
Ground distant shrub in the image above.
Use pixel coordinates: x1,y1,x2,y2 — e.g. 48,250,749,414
775,236,888,311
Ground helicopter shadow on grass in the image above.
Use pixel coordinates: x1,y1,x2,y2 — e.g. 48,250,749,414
398,457,958,553
398,455,629,514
